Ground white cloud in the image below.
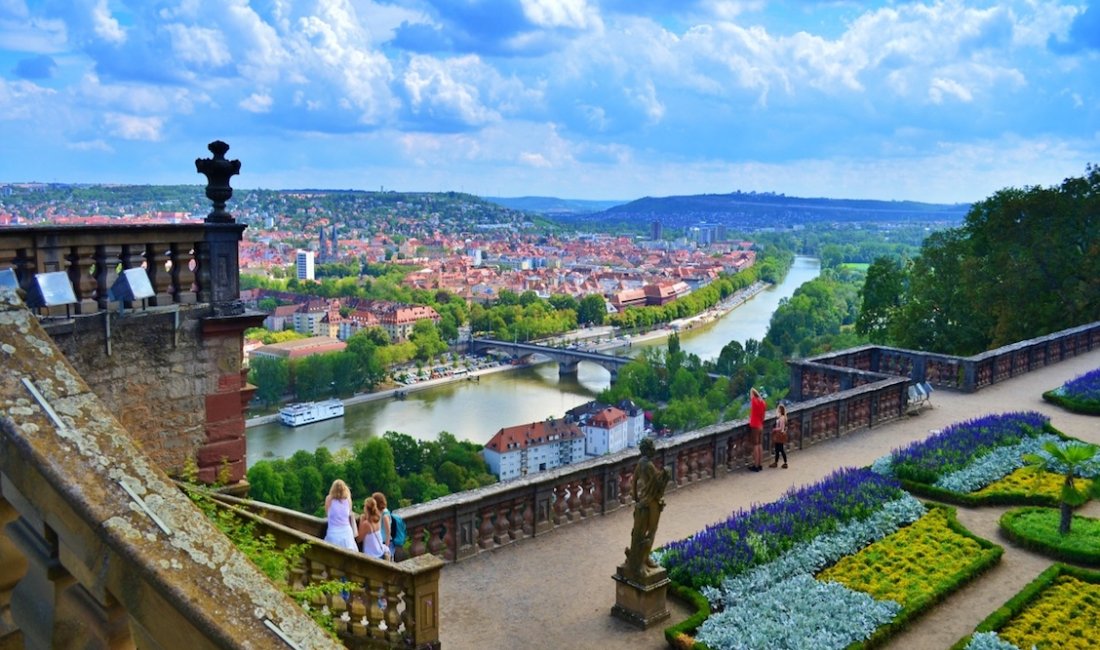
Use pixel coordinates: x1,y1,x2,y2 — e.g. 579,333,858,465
91,0,125,44
239,92,274,113
521,0,601,30
518,151,552,167
103,113,163,141
929,77,973,104
163,23,233,69
0,77,56,121
403,55,503,126
66,138,113,152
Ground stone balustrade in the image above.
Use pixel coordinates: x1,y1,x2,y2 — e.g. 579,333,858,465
207,492,443,649
0,223,244,315
392,377,908,565
0,288,339,648
791,321,1100,398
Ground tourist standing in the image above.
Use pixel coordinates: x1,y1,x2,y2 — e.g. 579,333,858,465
323,479,358,551
372,492,401,561
770,403,789,469
358,498,390,560
749,388,766,471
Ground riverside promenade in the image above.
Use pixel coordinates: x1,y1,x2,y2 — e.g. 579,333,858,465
438,347,1100,650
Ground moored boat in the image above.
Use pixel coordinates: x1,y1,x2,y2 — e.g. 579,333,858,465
279,399,345,426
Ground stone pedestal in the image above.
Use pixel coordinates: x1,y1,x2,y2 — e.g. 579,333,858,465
610,564,670,630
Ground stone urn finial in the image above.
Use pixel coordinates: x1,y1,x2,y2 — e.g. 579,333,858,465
195,140,241,223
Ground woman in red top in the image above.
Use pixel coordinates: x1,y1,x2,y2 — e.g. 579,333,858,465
749,388,766,471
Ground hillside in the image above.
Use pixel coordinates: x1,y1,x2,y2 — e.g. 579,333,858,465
485,196,626,215
558,191,970,230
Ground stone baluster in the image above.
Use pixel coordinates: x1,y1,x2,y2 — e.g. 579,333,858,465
477,508,495,550
588,476,603,514
519,498,534,537
66,245,98,314
492,502,511,545
383,582,402,644
142,242,174,306
92,243,122,311
440,520,455,562
551,485,566,525
169,243,197,304
495,503,510,543
408,523,427,559
367,580,386,640
618,468,631,505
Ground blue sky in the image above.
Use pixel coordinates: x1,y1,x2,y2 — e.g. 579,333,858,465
0,1,1097,203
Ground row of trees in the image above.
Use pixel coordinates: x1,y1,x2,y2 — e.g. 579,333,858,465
247,431,495,515
857,166,1100,355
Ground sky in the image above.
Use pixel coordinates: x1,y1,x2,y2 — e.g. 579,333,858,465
0,1,1098,204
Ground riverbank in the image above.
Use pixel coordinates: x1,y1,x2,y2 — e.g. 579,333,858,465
246,281,770,429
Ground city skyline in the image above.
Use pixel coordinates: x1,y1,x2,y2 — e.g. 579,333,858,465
0,1,1097,203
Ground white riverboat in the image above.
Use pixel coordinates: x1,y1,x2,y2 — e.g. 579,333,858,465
279,399,345,427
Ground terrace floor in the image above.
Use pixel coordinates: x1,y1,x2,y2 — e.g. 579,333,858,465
438,348,1100,650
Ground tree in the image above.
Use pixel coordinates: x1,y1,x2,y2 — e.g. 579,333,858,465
410,319,448,361
249,356,289,405
577,294,606,326
548,294,578,312
383,431,422,476
856,256,906,344
352,439,402,502
1022,441,1100,535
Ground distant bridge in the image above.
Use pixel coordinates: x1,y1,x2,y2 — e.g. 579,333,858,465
470,338,632,381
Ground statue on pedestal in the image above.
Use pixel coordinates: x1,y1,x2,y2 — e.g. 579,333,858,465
623,437,670,581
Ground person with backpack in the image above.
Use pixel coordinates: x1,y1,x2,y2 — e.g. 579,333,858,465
373,492,407,560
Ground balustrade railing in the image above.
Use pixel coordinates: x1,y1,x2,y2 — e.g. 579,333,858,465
390,377,907,566
795,321,1100,396
0,224,242,314
0,289,338,649
205,493,443,649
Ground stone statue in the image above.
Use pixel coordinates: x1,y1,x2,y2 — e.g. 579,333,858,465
624,438,670,580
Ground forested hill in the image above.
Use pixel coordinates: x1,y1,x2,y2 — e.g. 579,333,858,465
554,191,970,229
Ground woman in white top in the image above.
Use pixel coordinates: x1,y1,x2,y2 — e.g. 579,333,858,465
357,497,389,560
322,479,358,550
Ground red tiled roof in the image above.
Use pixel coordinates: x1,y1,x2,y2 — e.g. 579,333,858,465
484,419,584,452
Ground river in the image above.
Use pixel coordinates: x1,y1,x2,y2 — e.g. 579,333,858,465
246,256,821,466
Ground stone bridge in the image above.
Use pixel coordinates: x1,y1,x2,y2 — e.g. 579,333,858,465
470,338,633,381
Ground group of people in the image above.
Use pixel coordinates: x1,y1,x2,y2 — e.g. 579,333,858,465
747,387,789,472
322,479,397,560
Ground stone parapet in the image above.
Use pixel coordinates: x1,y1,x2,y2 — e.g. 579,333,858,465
208,492,444,649
0,288,340,649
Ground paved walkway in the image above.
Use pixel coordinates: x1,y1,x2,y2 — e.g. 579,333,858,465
438,348,1100,650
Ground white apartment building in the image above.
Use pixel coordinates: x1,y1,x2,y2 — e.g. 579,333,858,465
295,250,315,281
482,418,586,481
582,406,629,456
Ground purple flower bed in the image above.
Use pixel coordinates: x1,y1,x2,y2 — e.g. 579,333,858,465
1062,368,1100,403
889,411,1049,485
660,467,903,589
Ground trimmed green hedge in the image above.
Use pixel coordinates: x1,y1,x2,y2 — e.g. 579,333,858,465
950,563,1100,650
1042,389,1100,415
1000,506,1100,566
663,580,711,650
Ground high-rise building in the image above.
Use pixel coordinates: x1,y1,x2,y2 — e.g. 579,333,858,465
651,220,662,241
296,250,315,281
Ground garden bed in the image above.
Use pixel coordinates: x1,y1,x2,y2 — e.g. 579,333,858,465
1042,367,1100,415
658,468,1000,649
952,563,1100,650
